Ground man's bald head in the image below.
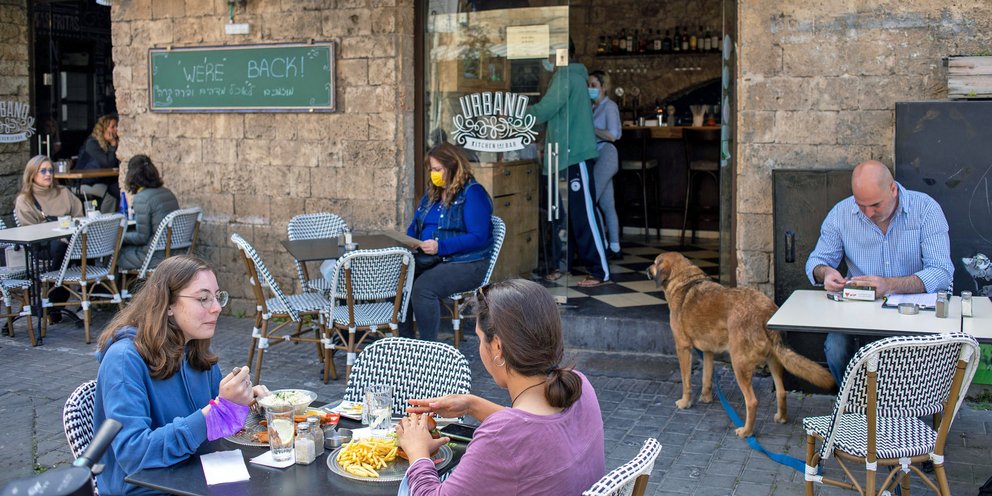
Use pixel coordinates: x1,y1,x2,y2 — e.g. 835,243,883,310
851,160,898,228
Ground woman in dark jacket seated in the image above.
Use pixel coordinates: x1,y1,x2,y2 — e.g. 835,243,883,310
76,114,121,213
398,143,493,342
117,155,180,271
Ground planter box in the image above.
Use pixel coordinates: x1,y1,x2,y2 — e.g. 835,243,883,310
947,56,992,99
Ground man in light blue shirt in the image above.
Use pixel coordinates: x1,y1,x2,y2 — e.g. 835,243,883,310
805,160,953,384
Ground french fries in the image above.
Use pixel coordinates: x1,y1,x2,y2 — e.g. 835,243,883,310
335,438,399,478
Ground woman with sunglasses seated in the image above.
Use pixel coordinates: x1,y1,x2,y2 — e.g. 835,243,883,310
398,142,493,342
397,279,605,495
93,255,269,496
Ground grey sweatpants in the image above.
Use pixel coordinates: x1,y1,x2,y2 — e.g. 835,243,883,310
593,143,620,246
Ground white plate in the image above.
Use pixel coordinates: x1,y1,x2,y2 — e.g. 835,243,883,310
323,400,459,425
326,443,452,483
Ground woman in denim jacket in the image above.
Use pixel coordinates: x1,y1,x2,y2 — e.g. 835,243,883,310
399,143,493,341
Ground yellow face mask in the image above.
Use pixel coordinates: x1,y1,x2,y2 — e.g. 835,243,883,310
430,170,447,187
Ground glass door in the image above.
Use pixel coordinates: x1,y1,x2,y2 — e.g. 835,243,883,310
422,0,573,299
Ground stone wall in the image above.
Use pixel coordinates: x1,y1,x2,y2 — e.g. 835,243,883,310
111,0,416,313
736,0,992,294
0,0,29,225
571,0,723,115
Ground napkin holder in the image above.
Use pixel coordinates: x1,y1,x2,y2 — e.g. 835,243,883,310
842,284,876,301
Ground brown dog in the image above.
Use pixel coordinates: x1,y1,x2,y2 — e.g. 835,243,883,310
647,252,834,438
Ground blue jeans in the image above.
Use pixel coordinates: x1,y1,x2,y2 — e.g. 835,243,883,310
824,332,857,385
397,260,487,342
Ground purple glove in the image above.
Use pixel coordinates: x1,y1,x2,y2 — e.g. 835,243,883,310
205,397,250,441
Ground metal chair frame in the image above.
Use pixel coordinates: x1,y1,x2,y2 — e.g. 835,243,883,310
446,216,506,347
287,212,349,294
40,214,126,343
231,233,331,385
680,127,720,246
1,279,35,345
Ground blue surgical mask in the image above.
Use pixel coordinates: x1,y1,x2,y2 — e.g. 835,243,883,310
541,59,555,72
588,88,600,100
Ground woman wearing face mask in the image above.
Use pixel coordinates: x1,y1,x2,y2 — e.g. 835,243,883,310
398,142,493,342
589,70,622,260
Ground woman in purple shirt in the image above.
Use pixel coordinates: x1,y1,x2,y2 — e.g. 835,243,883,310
397,279,606,495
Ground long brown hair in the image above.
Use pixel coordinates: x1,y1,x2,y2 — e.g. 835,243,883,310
19,155,63,206
425,142,474,207
97,255,219,379
90,114,117,151
474,279,582,409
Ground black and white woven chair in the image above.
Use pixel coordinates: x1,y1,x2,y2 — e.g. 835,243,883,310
63,380,99,494
1,278,35,345
342,337,471,415
322,248,415,381
231,233,331,385
0,218,27,280
40,214,125,344
583,438,662,496
803,332,980,496
120,207,202,300
287,212,349,295
446,216,506,347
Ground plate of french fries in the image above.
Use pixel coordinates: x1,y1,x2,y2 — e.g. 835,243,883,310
326,437,452,482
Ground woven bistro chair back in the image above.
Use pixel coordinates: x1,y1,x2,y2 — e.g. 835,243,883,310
583,438,662,496
447,215,505,346
342,337,471,415
288,212,348,293
136,207,202,278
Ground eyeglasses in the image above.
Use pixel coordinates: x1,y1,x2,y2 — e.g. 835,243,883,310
38,168,54,175
178,290,229,309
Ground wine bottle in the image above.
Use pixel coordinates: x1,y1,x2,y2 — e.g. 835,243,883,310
626,30,633,53
653,29,662,52
690,26,698,51
598,36,606,54
662,29,672,53
681,26,689,51
673,26,680,52
711,30,720,52
611,31,620,53
702,30,711,51
619,29,626,52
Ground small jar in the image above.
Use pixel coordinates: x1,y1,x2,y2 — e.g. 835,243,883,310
294,423,315,465
308,416,324,456
962,291,973,318
935,291,949,318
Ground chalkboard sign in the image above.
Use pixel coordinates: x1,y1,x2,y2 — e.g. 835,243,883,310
895,100,992,297
149,42,335,112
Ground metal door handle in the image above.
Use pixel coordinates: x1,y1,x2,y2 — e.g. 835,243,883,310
553,142,560,220
784,230,795,263
546,143,553,222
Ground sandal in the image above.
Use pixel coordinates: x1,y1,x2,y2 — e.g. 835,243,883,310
544,270,564,282
577,276,609,288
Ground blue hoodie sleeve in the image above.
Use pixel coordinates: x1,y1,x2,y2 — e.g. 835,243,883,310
437,184,493,257
98,345,209,474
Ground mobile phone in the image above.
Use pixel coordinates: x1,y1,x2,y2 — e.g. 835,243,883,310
438,422,477,442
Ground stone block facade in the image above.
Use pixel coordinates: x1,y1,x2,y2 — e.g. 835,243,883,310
111,0,415,312
0,0,29,221
736,0,992,293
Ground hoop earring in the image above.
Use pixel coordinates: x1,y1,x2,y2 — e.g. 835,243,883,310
493,355,505,368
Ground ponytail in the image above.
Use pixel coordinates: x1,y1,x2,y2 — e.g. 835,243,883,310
544,365,583,409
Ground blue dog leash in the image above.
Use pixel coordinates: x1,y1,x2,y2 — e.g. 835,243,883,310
697,350,814,474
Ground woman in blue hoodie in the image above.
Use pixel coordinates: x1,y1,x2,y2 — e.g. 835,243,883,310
398,142,493,342
92,255,268,495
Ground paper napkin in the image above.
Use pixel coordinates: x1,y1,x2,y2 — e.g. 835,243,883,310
200,449,250,485
249,449,296,469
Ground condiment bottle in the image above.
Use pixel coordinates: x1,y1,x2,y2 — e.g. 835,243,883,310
294,422,315,464
935,291,948,318
962,291,973,318
308,416,324,456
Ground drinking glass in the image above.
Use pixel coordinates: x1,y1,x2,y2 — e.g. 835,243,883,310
265,404,296,462
84,201,98,219
364,385,393,438
58,216,72,230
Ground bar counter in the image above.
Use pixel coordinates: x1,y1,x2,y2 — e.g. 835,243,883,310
620,125,720,140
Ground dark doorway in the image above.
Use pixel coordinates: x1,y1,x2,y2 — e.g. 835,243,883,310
30,0,115,161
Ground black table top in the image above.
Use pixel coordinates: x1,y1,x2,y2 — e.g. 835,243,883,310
126,416,466,496
280,234,411,262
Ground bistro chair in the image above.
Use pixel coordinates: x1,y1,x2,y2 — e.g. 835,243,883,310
231,233,331,386
0,218,27,280
40,214,126,344
63,380,99,494
287,212,349,295
1,278,35,346
680,127,720,246
616,128,659,240
342,337,471,416
446,215,505,347
120,207,202,300
802,332,980,496
322,248,414,381
583,438,662,496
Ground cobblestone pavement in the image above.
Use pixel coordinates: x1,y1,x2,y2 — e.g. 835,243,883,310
1,312,989,495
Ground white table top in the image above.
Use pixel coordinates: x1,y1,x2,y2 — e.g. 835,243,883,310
0,221,75,244
769,290,991,343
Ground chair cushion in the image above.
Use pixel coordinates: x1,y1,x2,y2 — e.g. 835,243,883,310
328,302,398,328
803,414,937,459
40,265,111,283
265,292,328,314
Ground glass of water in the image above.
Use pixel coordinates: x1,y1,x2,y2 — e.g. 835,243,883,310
364,384,393,438
265,404,296,462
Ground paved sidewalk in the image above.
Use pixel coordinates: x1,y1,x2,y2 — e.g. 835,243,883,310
1,312,989,495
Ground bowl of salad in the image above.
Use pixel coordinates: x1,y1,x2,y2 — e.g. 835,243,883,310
256,389,317,416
